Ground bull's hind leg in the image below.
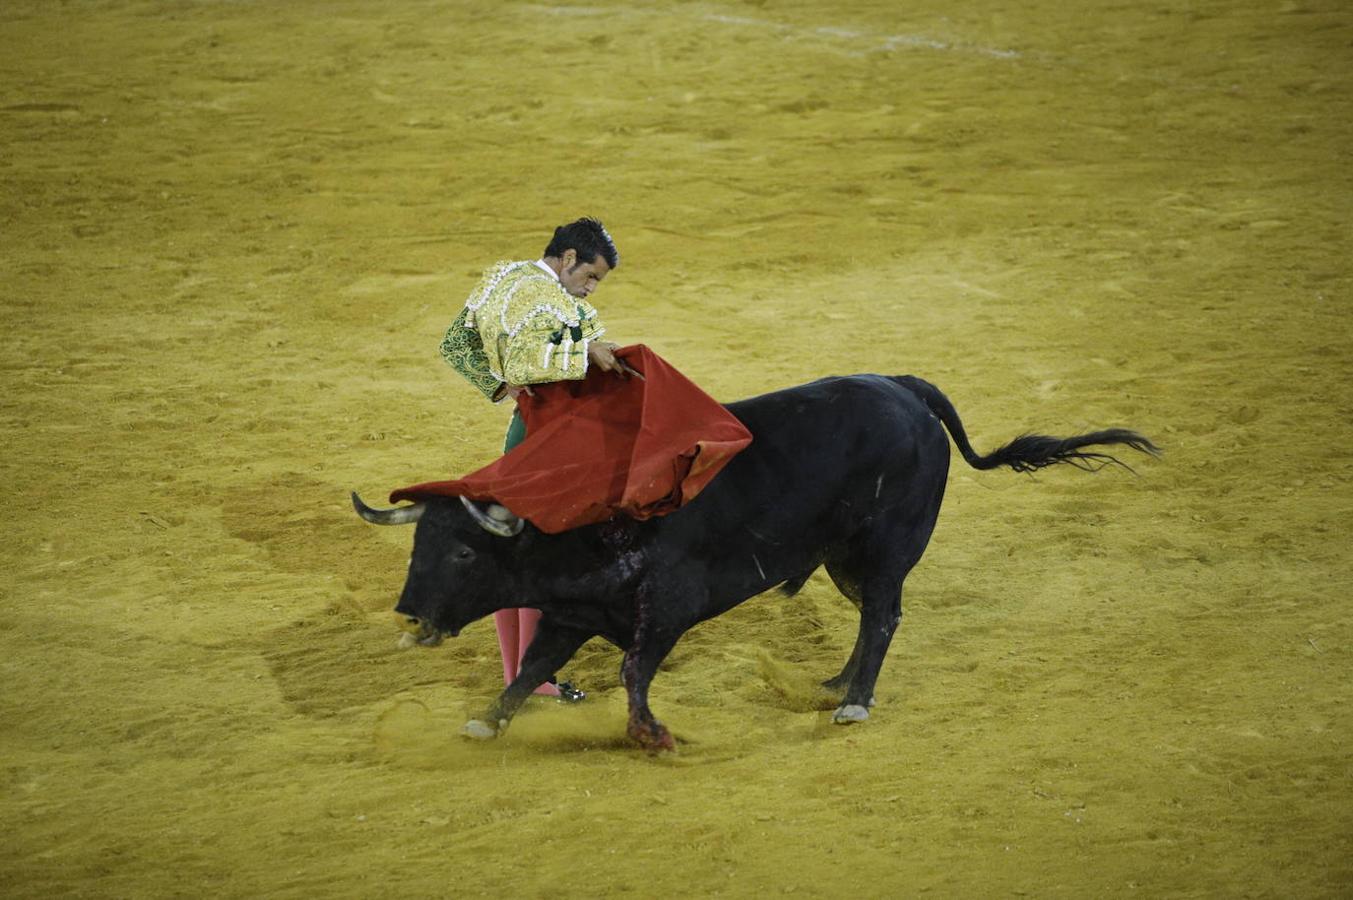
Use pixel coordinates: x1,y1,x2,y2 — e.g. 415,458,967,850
823,488,943,724
830,577,903,723
820,631,874,709
821,555,869,701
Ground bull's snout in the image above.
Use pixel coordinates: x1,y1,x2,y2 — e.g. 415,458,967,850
393,610,449,648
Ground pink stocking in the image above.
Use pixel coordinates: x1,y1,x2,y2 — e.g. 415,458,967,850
516,608,560,697
493,609,520,685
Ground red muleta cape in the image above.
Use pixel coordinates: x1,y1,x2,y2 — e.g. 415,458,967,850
390,345,753,534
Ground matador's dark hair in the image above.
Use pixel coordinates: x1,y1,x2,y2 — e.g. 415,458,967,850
544,217,619,269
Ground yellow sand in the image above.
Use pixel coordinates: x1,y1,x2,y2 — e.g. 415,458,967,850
2,0,1350,895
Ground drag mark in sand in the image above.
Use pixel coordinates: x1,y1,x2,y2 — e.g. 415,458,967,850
529,5,1020,60
699,13,1021,60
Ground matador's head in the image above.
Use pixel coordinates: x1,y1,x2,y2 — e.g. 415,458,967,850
543,217,619,299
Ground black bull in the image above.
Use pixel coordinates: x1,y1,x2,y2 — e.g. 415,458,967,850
353,374,1157,751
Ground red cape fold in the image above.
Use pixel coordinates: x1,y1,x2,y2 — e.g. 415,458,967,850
390,345,753,534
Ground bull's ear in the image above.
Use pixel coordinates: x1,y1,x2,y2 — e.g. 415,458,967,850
460,496,524,537
352,492,426,526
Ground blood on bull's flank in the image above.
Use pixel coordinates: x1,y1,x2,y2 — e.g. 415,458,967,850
354,373,1157,753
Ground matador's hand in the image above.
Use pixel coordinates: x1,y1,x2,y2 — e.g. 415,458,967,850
588,341,622,374
504,383,535,400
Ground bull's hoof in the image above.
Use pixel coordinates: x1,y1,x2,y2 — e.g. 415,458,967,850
628,721,677,754
461,719,504,740
832,704,870,724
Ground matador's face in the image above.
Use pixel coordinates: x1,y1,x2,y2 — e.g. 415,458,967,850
558,250,611,299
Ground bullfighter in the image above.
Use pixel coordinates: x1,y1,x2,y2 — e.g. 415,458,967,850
437,216,624,702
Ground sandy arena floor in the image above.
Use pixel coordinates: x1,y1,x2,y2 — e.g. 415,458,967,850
2,0,1350,896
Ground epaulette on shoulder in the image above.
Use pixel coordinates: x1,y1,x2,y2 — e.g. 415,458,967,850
464,260,531,326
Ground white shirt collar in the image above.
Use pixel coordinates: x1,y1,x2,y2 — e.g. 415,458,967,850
533,259,560,282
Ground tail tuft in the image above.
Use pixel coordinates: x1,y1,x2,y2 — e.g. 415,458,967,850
892,376,1161,474
987,429,1162,474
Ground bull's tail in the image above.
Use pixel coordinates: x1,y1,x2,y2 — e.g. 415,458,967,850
893,376,1161,473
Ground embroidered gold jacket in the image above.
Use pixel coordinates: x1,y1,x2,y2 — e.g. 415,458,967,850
439,261,605,401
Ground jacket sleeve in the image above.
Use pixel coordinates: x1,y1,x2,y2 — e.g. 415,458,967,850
439,307,505,401
500,300,606,385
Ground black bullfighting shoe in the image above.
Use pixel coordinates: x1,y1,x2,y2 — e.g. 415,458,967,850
555,681,587,704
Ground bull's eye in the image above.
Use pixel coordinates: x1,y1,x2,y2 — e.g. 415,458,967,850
454,547,475,562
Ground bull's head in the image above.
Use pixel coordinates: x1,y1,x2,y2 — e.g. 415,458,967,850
351,492,527,640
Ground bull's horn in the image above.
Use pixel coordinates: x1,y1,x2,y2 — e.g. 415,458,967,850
351,492,426,526
460,496,524,537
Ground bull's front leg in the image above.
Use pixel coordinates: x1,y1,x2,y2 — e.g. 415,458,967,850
463,618,591,740
621,625,682,753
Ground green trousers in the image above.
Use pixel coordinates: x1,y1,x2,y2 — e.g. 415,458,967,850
504,408,526,452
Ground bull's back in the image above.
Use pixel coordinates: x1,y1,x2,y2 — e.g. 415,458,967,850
669,375,949,546
725,375,947,473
